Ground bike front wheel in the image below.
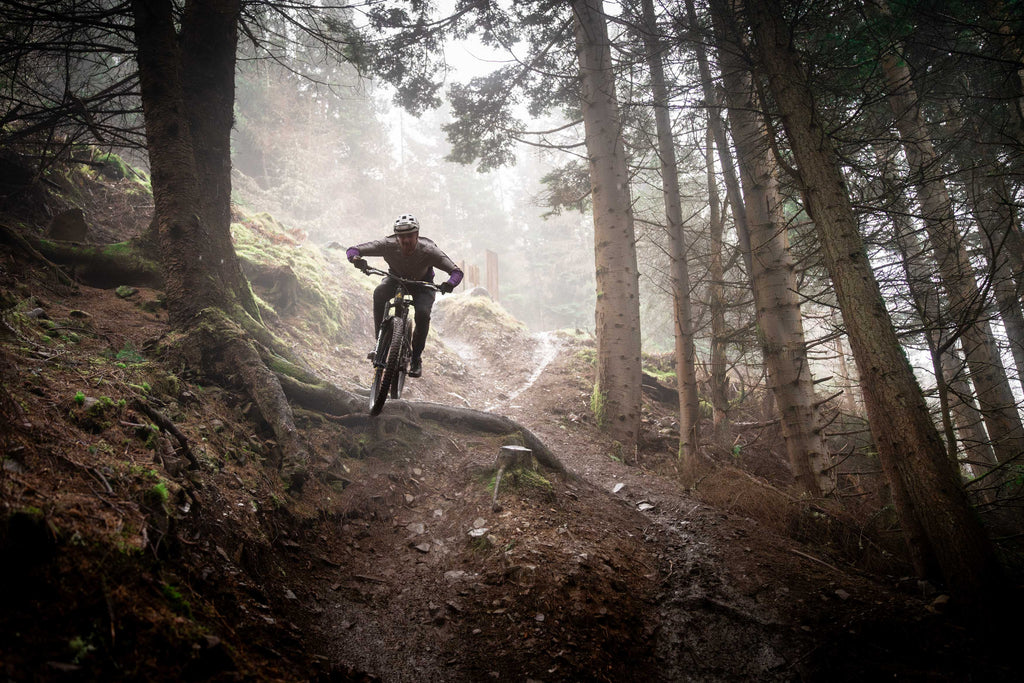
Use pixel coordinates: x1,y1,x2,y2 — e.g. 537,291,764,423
390,323,413,399
369,317,405,415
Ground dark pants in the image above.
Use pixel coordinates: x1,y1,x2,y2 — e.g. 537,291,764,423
373,277,436,361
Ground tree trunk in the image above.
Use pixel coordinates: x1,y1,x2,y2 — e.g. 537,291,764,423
872,0,1024,469
965,162,1024,396
684,0,752,274
706,124,733,448
708,0,833,498
132,0,227,325
873,142,997,470
829,312,860,417
743,0,1005,604
132,0,309,486
180,0,261,322
638,0,700,462
571,0,643,450
981,0,1024,162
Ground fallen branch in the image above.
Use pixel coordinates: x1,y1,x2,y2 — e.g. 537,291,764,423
789,547,844,574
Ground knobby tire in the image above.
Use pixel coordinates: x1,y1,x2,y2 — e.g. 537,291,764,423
390,325,411,400
370,317,405,415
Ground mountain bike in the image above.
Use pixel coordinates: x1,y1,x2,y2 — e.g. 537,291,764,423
357,265,438,415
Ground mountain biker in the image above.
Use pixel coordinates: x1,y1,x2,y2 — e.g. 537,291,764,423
344,214,463,378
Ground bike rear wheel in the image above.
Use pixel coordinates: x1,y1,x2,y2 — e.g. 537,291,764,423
369,317,405,415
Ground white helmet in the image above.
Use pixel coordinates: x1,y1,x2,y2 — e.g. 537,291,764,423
393,214,419,234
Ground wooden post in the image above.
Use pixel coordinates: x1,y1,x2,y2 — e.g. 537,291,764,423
486,249,499,301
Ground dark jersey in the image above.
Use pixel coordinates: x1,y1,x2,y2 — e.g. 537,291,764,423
352,235,460,283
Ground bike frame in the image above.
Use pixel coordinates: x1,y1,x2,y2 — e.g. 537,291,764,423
360,265,438,413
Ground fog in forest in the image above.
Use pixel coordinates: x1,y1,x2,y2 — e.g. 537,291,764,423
228,49,603,338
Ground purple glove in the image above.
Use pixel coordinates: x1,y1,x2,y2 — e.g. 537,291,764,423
448,269,464,287
346,247,360,261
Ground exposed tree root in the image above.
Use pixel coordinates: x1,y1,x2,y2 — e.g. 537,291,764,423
131,397,198,469
274,371,363,417
29,236,162,289
160,308,311,489
156,303,568,489
240,258,300,313
409,402,569,476
0,221,161,292
0,222,77,288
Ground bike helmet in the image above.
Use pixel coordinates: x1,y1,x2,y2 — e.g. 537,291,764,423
393,214,420,234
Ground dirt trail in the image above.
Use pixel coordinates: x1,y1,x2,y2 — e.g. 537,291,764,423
279,326,906,681
483,331,562,412
341,325,997,682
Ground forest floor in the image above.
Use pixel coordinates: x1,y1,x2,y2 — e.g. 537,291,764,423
0,160,1019,681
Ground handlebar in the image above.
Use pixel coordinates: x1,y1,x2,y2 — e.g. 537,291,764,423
356,263,440,292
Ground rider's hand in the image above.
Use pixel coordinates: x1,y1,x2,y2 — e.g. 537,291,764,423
438,281,454,294
351,257,368,271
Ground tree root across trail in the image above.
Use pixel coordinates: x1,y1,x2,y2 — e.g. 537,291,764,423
153,308,566,489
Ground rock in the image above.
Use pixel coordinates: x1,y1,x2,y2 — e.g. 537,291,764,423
468,527,489,538
3,459,26,474
406,522,425,536
46,208,88,241
428,604,446,624
473,517,486,528
637,502,655,512
284,588,297,600
413,543,431,553
68,309,91,319
115,285,138,298
835,589,850,601
929,594,951,613
612,482,625,494
25,307,48,320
